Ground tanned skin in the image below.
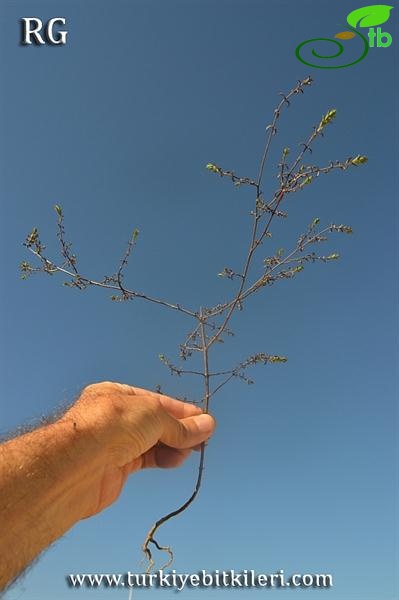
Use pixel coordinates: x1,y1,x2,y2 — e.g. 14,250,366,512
0,381,215,590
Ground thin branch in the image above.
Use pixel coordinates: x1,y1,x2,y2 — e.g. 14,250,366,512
27,248,197,318
209,373,235,400
257,77,313,190
116,230,139,298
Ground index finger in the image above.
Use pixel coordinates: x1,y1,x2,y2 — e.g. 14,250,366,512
122,384,203,419
158,395,203,419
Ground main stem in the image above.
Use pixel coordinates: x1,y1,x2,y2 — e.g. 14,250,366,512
140,77,314,569
141,311,211,570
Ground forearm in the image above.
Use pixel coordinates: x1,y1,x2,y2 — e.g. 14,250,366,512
0,382,215,590
0,416,102,589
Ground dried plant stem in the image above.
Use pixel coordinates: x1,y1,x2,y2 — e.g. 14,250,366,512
142,310,211,569
140,81,316,567
21,77,367,571
26,250,197,318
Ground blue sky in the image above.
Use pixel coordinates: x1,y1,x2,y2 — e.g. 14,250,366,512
0,1,397,599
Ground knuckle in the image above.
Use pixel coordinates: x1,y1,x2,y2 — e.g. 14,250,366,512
81,381,122,399
143,395,162,416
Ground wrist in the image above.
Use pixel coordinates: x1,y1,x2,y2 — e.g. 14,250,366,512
37,418,105,525
51,414,110,520
60,392,122,456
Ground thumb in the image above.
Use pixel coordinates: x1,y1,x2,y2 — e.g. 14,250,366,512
159,412,215,449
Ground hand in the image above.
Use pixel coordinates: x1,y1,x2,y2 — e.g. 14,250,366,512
62,382,216,518
0,381,215,590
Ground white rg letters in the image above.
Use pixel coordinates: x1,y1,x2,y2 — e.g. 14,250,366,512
21,18,68,45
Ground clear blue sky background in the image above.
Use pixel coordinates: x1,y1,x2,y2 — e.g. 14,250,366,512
0,1,397,599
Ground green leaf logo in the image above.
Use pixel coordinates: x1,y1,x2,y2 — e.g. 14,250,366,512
347,5,393,28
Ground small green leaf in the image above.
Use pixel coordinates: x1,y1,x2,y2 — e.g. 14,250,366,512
347,5,393,28
351,155,368,166
268,355,288,363
293,265,304,273
132,228,139,241
330,224,353,234
318,109,337,131
206,162,221,174
54,204,62,217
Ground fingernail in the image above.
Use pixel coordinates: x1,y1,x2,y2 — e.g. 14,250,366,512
194,414,215,434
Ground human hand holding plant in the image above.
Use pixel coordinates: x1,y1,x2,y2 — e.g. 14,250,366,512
0,381,215,590
62,382,216,518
